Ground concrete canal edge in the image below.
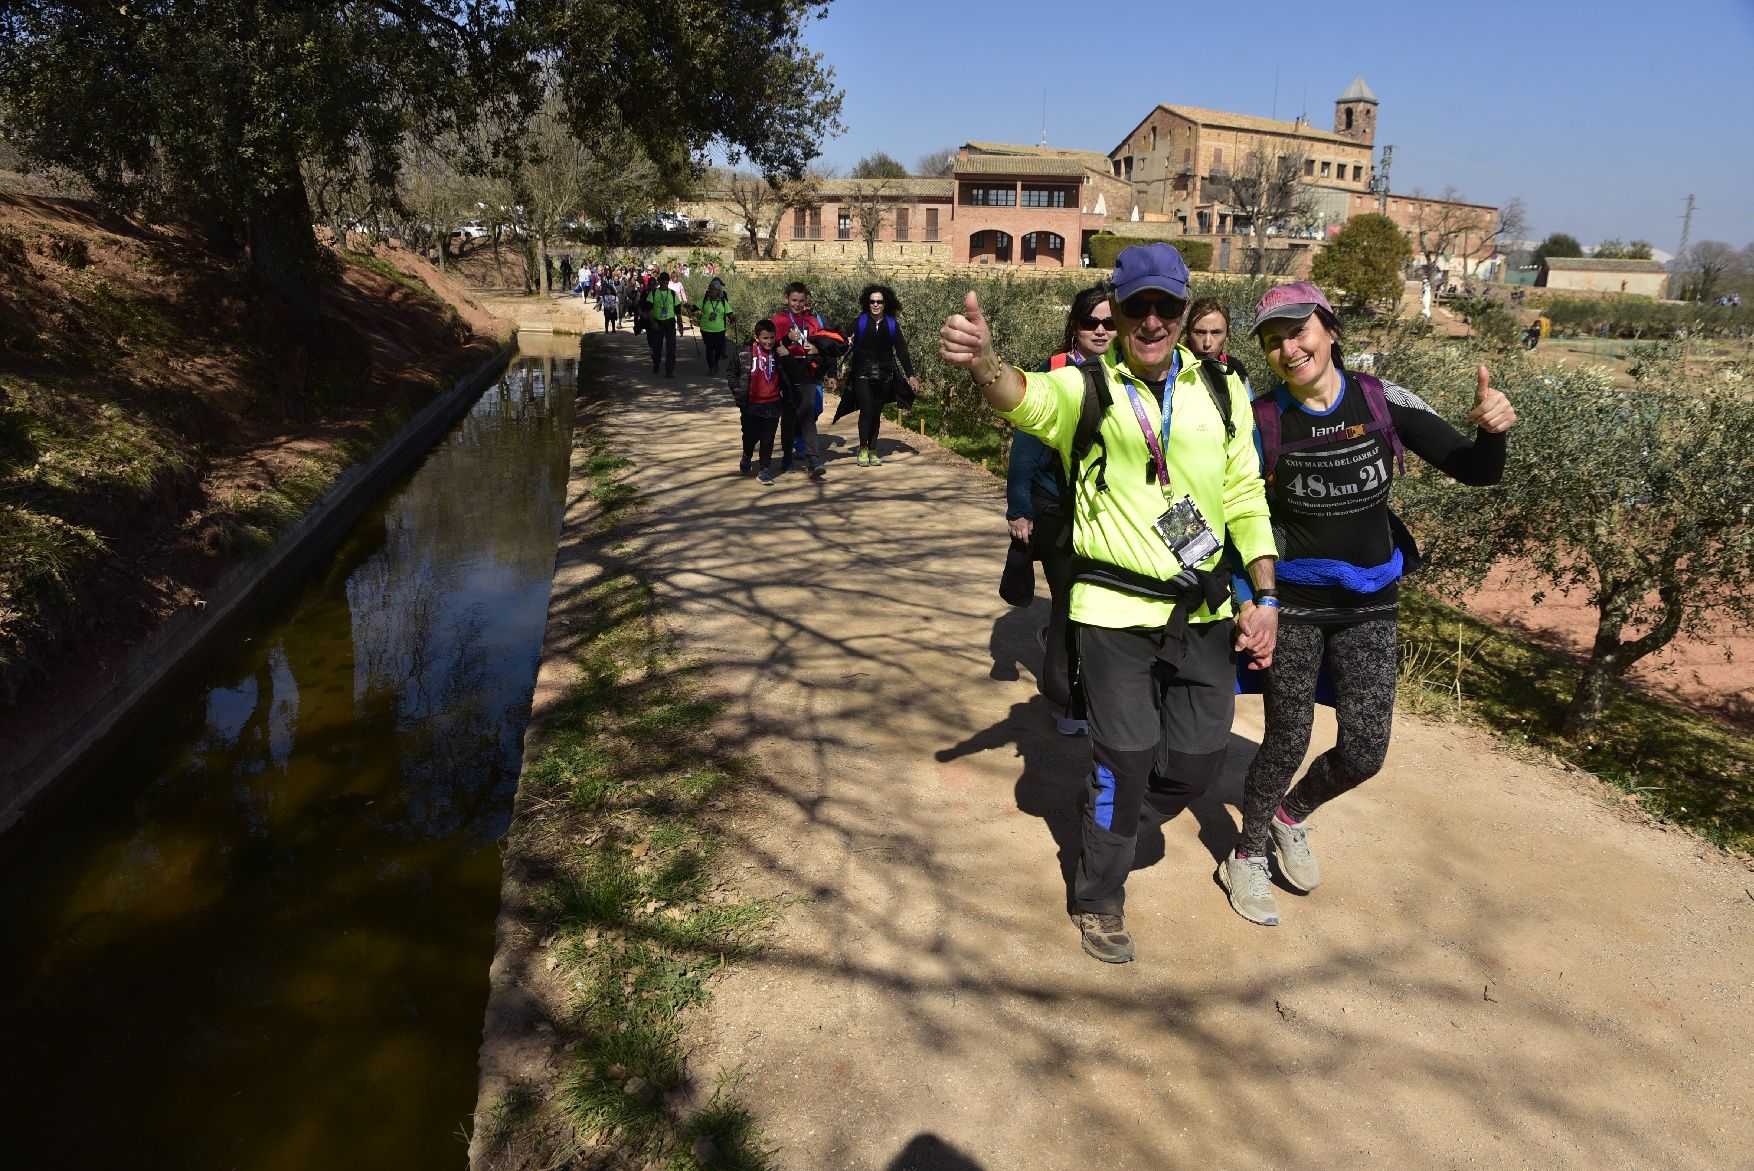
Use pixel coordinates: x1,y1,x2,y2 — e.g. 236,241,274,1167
0,341,516,836
467,346,610,1167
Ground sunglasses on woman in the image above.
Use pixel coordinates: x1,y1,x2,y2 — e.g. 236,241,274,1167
1078,315,1115,331
1119,295,1185,322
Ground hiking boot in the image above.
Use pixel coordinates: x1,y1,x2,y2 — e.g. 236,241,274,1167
1269,815,1321,893
809,462,827,480
1072,911,1134,963
856,448,871,467
1219,854,1280,926
757,468,775,485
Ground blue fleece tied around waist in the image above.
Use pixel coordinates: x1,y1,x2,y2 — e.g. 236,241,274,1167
1278,550,1404,593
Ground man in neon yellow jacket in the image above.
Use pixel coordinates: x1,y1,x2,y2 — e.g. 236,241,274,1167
940,243,1279,964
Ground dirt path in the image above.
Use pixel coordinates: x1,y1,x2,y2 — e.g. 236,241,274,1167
564,327,1753,1170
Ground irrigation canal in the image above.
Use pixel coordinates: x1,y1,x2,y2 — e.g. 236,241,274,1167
0,333,582,1168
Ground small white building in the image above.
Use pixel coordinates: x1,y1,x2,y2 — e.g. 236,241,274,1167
1537,257,1669,297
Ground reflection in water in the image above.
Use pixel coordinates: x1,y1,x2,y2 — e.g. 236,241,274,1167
0,338,577,1170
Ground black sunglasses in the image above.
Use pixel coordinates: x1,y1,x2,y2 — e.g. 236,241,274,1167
866,298,885,306
1078,314,1116,331
1119,295,1185,321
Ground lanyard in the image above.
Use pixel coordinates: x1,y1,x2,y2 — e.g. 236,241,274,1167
1114,351,1182,491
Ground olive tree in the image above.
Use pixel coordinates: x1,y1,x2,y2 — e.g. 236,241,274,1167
1388,340,1754,741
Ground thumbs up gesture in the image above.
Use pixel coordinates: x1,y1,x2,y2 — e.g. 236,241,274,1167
1465,365,1517,434
940,289,992,371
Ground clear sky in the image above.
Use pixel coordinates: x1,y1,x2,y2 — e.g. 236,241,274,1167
785,0,1754,252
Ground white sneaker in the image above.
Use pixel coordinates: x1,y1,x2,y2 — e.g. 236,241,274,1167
1269,815,1321,892
1219,854,1280,926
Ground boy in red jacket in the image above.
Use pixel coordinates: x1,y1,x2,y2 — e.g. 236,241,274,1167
727,320,792,485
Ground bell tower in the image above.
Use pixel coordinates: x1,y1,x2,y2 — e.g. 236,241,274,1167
1335,76,1378,146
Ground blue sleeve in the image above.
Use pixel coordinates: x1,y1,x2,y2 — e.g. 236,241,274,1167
1006,431,1048,519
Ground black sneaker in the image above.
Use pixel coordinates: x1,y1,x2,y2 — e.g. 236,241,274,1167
1072,911,1134,963
809,462,826,480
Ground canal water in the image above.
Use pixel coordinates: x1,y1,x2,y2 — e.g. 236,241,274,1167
0,334,581,1168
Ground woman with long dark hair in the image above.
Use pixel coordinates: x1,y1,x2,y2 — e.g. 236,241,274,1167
1220,281,1517,926
1004,282,1114,735
834,284,919,466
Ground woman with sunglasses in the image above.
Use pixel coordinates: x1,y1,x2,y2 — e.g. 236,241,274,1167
1220,281,1516,927
1005,283,1115,735
833,284,920,466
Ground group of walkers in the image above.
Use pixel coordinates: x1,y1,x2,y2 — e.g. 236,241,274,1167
722,281,920,481
945,242,1516,961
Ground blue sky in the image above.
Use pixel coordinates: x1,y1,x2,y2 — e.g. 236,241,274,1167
787,0,1754,251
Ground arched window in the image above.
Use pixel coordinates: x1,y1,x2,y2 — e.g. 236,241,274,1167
1345,108,1355,131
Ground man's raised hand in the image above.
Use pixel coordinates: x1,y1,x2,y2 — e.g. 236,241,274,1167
939,290,991,372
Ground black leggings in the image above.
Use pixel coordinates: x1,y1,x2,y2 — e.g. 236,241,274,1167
1239,619,1397,856
851,360,902,447
740,409,779,467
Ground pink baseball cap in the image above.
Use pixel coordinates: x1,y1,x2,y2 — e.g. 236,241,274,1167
1253,281,1334,336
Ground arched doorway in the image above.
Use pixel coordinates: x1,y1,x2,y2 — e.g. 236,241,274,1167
969,230,1013,263
1021,231,1065,265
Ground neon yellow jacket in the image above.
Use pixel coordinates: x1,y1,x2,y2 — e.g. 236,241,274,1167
1000,346,1273,630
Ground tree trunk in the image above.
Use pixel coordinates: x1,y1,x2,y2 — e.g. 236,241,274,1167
1561,647,1623,741
245,173,322,332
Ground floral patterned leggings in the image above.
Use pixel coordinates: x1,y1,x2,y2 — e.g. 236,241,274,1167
1239,619,1398,857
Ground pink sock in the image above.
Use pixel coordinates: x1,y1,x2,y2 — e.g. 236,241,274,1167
1275,806,1301,827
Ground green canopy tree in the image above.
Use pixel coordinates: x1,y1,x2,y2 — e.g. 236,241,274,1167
850,151,907,179
1310,213,1410,309
1390,341,1754,740
1533,232,1583,265
0,1,841,327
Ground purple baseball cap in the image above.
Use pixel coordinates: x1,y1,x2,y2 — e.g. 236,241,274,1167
1111,243,1190,302
1252,281,1334,336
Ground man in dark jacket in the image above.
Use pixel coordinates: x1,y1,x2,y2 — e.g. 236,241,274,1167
770,281,837,478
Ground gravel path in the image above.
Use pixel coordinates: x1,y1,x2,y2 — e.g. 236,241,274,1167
570,326,1754,1170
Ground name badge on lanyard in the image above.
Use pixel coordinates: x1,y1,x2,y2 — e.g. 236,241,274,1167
1117,357,1218,570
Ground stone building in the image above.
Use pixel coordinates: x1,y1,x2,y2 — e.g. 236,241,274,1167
1537,257,1670,297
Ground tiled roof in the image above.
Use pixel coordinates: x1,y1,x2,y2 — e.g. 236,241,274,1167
963,141,1116,170
954,155,1088,177
1543,257,1667,273
1159,106,1359,148
813,177,955,198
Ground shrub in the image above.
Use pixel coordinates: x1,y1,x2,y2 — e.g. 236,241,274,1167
1311,213,1409,310
1087,235,1212,272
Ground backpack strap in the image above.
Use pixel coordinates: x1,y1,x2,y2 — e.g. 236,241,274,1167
1251,389,1284,487
1070,359,1113,496
1353,373,1406,476
1194,357,1237,441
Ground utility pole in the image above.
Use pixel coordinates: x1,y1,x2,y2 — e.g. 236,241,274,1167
1376,145,1394,215
1672,193,1695,300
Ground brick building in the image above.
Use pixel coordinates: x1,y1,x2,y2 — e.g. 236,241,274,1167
1109,77,1379,235
764,142,1126,266
1346,190,1499,277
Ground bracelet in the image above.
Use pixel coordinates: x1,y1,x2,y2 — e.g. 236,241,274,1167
973,365,1008,390
1256,596,1281,609
1254,587,1278,599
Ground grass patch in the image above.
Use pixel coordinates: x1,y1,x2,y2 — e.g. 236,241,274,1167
340,249,444,306
489,383,777,1166
1399,589,1754,854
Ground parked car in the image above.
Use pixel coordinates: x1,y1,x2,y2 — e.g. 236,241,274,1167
450,221,488,240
